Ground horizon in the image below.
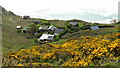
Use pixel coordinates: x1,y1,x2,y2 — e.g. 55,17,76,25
0,0,119,23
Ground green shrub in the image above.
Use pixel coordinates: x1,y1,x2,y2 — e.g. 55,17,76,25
37,24,40,28
54,36,60,41
89,63,95,66
34,33,43,38
17,29,21,33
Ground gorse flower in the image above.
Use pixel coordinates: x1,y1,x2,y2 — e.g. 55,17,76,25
3,33,120,66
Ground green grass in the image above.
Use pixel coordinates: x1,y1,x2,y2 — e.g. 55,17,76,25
48,20,67,27
62,25,119,39
78,22,84,27
2,8,119,53
51,39,67,44
2,10,34,53
41,20,48,23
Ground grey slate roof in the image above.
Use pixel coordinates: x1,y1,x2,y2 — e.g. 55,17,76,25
90,26,99,30
32,20,41,23
55,29,64,34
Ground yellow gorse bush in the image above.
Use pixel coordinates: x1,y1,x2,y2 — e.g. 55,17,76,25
3,33,120,66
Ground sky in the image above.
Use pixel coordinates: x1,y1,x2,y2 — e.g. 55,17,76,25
0,0,120,23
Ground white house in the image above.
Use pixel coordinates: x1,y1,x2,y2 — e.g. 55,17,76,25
38,34,54,41
90,26,99,30
48,25,56,31
16,26,22,29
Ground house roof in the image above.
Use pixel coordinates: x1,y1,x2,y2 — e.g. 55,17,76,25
38,34,54,41
16,26,21,28
90,26,99,30
22,27,31,30
48,25,56,30
32,20,40,23
39,26,48,30
69,22,78,25
55,29,64,33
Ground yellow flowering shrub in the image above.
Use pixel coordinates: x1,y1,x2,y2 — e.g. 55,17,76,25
2,33,120,66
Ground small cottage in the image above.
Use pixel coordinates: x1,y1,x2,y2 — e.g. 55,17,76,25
48,25,56,31
90,26,99,30
39,26,48,30
69,22,78,26
22,27,31,33
16,26,22,29
22,16,30,19
54,29,64,35
32,20,41,24
38,34,54,41
110,19,116,23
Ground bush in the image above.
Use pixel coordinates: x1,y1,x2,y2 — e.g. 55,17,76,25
34,33,43,38
33,38,38,43
48,31,54,34
54,36,60,41
20,47,26,49
37,24,40,28
17,29,21,33
69,27,80,33
26,35,33,39
59,27,68,37
67,24,72,29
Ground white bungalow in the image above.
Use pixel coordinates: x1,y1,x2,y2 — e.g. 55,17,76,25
16,26,22,29
38,34,54,41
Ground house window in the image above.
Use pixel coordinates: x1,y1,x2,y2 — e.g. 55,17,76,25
48,36,53,39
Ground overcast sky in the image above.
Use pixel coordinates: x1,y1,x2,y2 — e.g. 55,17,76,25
0,0,120,23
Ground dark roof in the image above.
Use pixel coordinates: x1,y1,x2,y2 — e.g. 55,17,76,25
32,20,40,23
55,29,64,33
69,22,78,25
23,16,30,19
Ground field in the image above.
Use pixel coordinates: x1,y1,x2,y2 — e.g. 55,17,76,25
1,7,120,67
2,9,34,52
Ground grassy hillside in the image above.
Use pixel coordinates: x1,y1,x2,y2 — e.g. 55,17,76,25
2,7,119,53
2,33,120,67
1,7,120,67
62,25,119,39
2,8,35,53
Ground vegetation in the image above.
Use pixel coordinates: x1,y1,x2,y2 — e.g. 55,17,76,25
2,7,120,67
2,33,120,67
2,7,34,53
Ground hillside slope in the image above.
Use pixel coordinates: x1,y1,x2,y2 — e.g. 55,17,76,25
2,7,119,53
2,8,34,53
3,33,120,66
